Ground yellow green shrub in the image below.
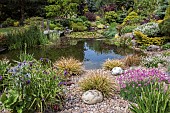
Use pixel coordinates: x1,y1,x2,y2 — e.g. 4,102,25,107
122,11,139,25
134,31,166,46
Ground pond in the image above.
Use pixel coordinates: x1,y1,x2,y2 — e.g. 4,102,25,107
0,38,138,69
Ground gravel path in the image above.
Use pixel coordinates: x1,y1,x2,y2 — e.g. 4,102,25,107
58,70,131,113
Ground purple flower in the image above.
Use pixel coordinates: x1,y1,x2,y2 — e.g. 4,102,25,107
0,76,2,80
26,80,31,84
64,70,68,76
40,58,43,61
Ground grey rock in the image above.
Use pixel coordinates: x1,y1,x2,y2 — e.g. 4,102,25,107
147,45,160,51
111,67,123,75
82,90,103,105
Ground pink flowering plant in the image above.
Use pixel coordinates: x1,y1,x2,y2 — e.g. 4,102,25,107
117,68,170,102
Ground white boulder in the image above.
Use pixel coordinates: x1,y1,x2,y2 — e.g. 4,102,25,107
111,67,123,75
82,90,103,105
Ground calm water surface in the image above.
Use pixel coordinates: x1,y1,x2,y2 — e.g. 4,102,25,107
0,38,137,69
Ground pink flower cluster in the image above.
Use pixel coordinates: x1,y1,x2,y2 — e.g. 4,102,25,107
117,68,170,88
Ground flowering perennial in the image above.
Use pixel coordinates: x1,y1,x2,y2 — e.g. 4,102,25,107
117,68,170,88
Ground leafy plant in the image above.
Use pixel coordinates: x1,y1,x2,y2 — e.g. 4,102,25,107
141,55,167,68
121,25,137,34
24,17,44,25
133,22,160,37
102,59,124,70
104,11,118,23
103,22,117,38
2,18,15,27
123,54,141,67
130,82,170,113
79,70,117,97
70,22,87,32
0,55,64,112
53,57,83,76
159,17,170,36
117,68,170,102
85,12,96,21
162,43,170,50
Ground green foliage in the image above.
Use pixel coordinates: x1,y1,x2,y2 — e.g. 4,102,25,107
79,70,116,97
162,43,170,50
45,0,79,18
122,11,139,25
141,55,167,68
5,25,48,50
159,17,170,36
104,11,118,23
0,55,64,112
66,31,103,38
130,82,170,113
24,17,44,25
2,18,15,27
134,31,166,46
134,22,160,37
164,4,170,19
70,22,87,32
121,25,137,34
103,22,117,38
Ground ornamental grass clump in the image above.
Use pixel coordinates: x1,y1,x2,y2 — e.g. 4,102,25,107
117,68,170,102
102,59,124,70
123,54,141,67
79,70,117,97
53,57,83,76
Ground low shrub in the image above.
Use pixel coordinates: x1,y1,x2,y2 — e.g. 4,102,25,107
104,11,118,23
141,55,167,68
24,17,44,25
134,31,166,46
103,59,124,70
85,12,96,21
79,70,117,97
0,55,64,112
103,22,117,38
133,22,160,37
123,54,141,67
66,31,103,38
162,43,170,50
117,68,170,102
122,11,139,25
70,22,87,32
53,57,83,76
130,82,170,113
13,21,20,27
121,25,137,34
2,18,15,27
159,17,170,36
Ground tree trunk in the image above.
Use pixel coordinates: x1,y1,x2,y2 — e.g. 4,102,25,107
20,0,25,25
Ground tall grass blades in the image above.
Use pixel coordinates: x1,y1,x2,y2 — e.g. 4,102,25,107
5,25,48,50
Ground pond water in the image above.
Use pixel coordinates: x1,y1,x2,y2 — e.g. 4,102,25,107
0,38,138,69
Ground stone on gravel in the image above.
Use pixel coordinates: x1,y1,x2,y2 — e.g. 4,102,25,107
82,90,103,105
111,67,123,75
147,45,160,51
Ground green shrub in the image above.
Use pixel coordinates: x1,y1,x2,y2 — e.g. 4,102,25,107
121,25,137,34
122,11,139,25
24,17,44,25
134,22,160,37
159,17,170,36
0,55,64,112
134,31,166,46
2,18,15,27
141,55,167,68
162,43,170,50
130,82,170,113
103,22,117,38
79,70,117,97
70,22,87,32
104,11,118,23
164,5,170,19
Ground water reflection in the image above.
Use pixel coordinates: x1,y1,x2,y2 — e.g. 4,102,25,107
0,38,137,69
